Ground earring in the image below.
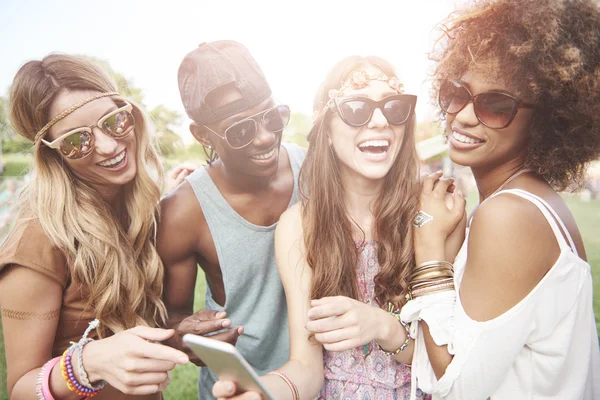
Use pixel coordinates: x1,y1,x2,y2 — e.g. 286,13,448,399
202,145,218,165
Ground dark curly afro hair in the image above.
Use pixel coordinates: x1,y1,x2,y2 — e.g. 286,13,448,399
431,0,600,191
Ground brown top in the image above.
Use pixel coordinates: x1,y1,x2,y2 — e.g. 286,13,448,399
0,217,160,400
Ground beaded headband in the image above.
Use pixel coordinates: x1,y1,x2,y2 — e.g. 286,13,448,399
313,69,405,120
34,92,120,144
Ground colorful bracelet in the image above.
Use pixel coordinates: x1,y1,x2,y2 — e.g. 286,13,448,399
376,303,412,356
267,371,299,400
35,356,61,400
76,338,106,391
59,318,104,398
61,348,101,398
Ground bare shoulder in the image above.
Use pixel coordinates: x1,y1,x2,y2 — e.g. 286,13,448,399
278,202,302,230
470,192,559,273
461,193,559,320
160,181,206,232
157,181,205,263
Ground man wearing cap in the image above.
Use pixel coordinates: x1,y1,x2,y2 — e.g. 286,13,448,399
157,41,305,399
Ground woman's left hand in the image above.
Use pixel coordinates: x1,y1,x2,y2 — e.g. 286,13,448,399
416,171,466,242
306,296,385,351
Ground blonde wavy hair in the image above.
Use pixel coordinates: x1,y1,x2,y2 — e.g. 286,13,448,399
8,54,167,336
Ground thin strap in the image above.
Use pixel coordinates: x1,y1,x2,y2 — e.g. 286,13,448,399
490,189,576,254
508,189,578,257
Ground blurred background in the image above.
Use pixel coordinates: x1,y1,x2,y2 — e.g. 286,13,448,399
0,1,598,399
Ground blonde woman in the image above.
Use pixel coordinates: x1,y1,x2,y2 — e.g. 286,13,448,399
0,54,189,399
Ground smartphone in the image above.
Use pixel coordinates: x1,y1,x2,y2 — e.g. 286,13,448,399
182,334,276,400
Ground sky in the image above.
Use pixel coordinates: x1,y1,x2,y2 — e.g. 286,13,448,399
0,0,462,138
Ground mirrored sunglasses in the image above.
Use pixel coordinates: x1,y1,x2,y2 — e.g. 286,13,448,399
41,102,135,159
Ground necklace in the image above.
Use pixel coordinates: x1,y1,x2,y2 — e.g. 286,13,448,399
486,168,533,199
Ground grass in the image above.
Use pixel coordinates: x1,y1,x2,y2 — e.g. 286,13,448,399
0,196,598,400
163,273,206,400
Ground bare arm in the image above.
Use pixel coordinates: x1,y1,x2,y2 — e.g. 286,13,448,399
0,266,188,399
158,185,241,364
419,195,559,394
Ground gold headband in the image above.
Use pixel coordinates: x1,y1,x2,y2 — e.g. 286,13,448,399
313,69,405,120
34,92,120,143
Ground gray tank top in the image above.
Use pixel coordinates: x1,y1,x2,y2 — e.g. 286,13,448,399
185,142,306,399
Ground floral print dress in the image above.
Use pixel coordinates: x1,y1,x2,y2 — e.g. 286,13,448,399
317,242,428,400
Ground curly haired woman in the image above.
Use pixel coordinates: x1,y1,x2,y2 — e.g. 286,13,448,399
403,1,600,399
0,54,189,399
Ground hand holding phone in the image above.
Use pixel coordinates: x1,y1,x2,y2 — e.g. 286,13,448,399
182,334,275,400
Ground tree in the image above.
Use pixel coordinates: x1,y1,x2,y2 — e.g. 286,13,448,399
81,56,183,156
148,105,183,156
82,56,145,105
0,96,30,154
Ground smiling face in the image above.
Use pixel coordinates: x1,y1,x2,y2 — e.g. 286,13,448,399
47,90,137,197
445,69,534,171
327,65,407,184
199,87,283,178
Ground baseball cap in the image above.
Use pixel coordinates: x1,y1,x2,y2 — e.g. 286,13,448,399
177,40,272,125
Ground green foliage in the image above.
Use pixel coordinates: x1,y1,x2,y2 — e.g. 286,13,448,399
149,105,183,157
2,153,31,177
1,136,30,155
82,56,145,105
0,96,30,156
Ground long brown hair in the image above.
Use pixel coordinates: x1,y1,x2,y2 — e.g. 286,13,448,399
9,54,167,336
300,56,420,308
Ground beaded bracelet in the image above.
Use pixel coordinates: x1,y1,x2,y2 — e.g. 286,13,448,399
61,348,102,398
60,318,105,398
35,356,61,400
376,303,412,356
267,371,299,400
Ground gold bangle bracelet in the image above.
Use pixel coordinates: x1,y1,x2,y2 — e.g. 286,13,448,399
411,282,455,298
410,278,454,291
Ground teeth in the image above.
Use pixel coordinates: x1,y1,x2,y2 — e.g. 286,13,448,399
358,139,390,148
99,150,125,167
251,148,275,160
452,131,483,144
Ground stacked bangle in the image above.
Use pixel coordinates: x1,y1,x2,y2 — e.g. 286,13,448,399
267,371,299,400
376,302,412,355
406,260,455,300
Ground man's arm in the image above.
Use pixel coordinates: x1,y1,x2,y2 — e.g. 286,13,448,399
157,183,241,365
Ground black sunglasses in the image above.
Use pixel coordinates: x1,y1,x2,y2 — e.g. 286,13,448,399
332,94,416,127
439,81,534,129
204,105,291,149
